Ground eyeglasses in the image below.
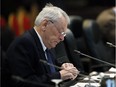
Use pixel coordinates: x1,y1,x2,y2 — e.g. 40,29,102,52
49,20,66,37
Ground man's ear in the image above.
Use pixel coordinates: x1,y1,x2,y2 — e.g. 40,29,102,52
41,20,48,30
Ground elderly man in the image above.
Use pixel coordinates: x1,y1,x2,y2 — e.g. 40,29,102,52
6,4,79,87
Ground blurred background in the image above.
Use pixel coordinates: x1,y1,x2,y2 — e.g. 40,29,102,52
1,0,115,19
1,0,115,48
1,0,115,74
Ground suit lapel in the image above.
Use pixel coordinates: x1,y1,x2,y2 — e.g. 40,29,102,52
28,29,51,73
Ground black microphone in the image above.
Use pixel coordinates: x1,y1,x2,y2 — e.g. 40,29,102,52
12,75,53,87
106,42,116,48
74,50,116,67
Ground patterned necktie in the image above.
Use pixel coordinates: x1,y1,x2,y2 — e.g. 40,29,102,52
45,49,56,73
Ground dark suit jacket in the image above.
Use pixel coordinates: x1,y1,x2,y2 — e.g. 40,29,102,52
6,28,61,87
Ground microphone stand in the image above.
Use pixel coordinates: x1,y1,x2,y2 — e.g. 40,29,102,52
88,74,91,87
74,50,116,67
51,79,62,87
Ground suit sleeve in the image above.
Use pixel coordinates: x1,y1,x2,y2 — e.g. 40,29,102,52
6,37,60,87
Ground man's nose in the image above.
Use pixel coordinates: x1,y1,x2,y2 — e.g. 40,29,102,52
59,35,65,41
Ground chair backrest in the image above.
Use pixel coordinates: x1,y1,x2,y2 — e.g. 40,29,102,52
64,29,84,72
68,15,83,39
83,19,101,44
54,29,84,73
54,41,69,64
68,16,89,55
82,19,115,71
83,19,104,58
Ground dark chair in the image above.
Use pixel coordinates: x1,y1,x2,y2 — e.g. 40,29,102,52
68,16,91,73
64,29,84,72
54,28,86,87
69,15,83,39
54,29,84,73
54,41,70,64
82,19,115,72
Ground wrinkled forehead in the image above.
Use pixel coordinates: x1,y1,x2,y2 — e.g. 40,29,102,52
55,16,68,30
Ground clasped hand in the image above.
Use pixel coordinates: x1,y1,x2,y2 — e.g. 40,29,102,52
60,63,79,80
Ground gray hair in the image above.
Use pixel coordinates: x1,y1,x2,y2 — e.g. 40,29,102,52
34,3,70,26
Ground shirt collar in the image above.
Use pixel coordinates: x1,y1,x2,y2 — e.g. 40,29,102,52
34,28,46,52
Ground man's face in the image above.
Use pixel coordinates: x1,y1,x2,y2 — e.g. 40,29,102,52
42,17,68,49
